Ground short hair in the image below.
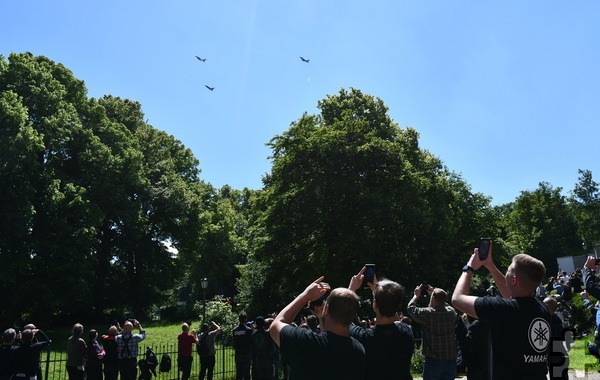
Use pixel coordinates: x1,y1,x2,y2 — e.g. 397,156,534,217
182,323,190,332
200,323,209,333
2,328,16,343
374,279,405,317
513,254,546,291
21,329,34,344
72,323,84,336
238,312,248,324
306,314,319,330
543,296,558,314
255,316,265,329
325,288,360,327
432,288,448,303
89,329,98,340
108,326,118,336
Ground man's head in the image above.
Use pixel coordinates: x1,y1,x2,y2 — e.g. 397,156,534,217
322,288,360,327
429,288,448,308
108,325,118,336
238,312,248,325
182,323,190,332
255,316,265,329
373,279,404,317
21,329,34,344
543,296,558,315
2,328,16,345
506,253,546,294
123,321,134,332
72,323,84,336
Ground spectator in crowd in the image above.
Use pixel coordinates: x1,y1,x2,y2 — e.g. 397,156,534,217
1,328,17,380
12,328,51,380
463,318,490,380
116,319,146,380
85,329,105,380
233,313,253,380
21,324,44,380
347,267,414,380
197,321,222,380
451,245,551,380
570,270,583,293
66,324,86,380
269,277,365,380
544,296,569,379
407,284,458,380
177,323,198,380
101,326,120,380
251,316,276,380
535,283,547,300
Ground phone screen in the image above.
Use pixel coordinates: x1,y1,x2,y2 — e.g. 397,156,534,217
479,239,491,260
363,264,376,288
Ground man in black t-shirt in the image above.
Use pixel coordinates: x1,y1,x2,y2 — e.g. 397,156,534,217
347,267,414,380
452,245,551,380
269,277,365,380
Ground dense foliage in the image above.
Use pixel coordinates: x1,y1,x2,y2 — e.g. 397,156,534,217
1,52,599,325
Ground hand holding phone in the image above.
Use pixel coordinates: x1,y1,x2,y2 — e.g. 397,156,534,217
362,264,376,288
478,238,492,261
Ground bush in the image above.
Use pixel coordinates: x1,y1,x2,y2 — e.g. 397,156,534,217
194,297,238,344
411,347,424,375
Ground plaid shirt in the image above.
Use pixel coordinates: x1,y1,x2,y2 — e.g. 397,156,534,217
407,301,457,361
116,330,146,359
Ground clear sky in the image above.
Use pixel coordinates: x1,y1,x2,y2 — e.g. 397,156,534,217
4,1,600,205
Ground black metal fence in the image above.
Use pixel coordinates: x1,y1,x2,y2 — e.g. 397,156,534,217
40,344,237,380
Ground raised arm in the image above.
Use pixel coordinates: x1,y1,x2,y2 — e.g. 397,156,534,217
269,277,330,346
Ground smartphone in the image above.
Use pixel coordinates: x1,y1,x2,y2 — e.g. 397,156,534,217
308,294,327,310
362,264,376,288
478,238,492,260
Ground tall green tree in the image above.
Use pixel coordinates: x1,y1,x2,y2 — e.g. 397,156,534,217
570,169,600,250
501,182,581,276
238,88,492,313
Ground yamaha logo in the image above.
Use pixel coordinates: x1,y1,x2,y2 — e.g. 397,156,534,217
528,317,550,353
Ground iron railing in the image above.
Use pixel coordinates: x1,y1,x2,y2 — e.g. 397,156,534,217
39,343,236,380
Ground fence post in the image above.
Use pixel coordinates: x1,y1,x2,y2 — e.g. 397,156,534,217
44,347,51,380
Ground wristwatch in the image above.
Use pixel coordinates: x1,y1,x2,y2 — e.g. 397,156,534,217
462,264,475,273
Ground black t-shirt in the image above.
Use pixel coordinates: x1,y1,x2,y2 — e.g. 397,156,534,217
251,328,275,368
280,325,365,380
349,322,414,380
0,344,15,380
475,296,551,380
233,324,253,356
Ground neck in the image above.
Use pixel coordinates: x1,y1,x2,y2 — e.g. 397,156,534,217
375,314,396,325
322,319,349,336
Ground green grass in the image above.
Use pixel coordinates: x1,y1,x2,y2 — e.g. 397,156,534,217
568,337,600,371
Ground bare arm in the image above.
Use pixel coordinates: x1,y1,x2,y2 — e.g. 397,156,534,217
269,277,330,347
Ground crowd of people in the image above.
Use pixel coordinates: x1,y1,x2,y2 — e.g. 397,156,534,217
4,249,600,380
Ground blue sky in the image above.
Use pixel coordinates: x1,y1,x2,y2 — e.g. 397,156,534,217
4,1,600,205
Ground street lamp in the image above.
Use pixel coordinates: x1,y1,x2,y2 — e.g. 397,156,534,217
201,277,208,323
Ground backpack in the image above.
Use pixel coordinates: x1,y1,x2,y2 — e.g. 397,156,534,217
197,332,209,356
159,353,171,373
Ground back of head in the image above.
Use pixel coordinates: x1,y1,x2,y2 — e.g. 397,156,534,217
238,312,248,324
325,288,360,327
89,329,98,341
123,321,134,332
306,314,319,330
182,323,190,332
21,329,34,344
431,288,448,305
255,316,265,329
374,279,404,317
200,323,209,333
543,296,558,314
3,328,16,344
513,254,546,292
108,325,118,336
72,323,84,336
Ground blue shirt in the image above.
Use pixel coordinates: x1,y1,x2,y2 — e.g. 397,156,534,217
116,330,146,359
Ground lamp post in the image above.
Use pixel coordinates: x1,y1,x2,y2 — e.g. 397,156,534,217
201,277,208,323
